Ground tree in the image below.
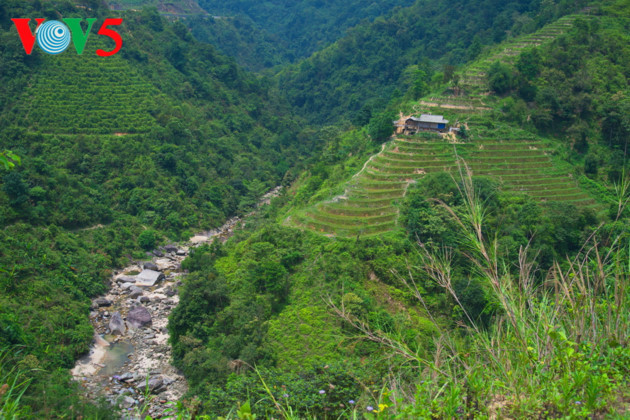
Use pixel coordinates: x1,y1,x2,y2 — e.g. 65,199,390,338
488,61,514,94
368,110,396,142
516,48,541,80
138,229,157,251
3,171,28,207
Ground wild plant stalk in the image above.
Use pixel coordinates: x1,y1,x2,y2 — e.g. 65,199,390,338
0,347,32,419
612,170,630,221
331,158,630,416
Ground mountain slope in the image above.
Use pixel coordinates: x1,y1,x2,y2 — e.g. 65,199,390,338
276,0,587,123
192,0,416,68
0,2,316,417
288,129,600,238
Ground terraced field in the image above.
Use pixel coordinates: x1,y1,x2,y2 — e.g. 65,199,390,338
289,136,598,238
460,14,588,92
417,13,592,113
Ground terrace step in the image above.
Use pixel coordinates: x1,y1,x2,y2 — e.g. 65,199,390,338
362,170,422,182
348,188,405,199
295,214,397,237
306,210,398,227
320,203,396,217
340,197,402,208
375,156,457,167
354,179,408,189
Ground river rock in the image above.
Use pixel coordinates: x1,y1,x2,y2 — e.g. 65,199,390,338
127,306,152,328
121,282,135,290
135,269,165,287
128,286,143,299
138,296,150,303
95,298,112,307
119,372,134,382
154,258,175,271
153,250,164,257
176,249,187,256
143,261,159,271
116,275,136,283
109,312,126,335
146,377,165,394
164,245,178,253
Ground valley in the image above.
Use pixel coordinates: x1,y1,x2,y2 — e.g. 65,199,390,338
0,0,629,418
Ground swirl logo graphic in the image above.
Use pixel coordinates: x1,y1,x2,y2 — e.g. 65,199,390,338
12,18,123,56
36,20,71,54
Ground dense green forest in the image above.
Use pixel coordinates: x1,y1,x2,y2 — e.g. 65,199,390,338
190,0,416,70
1,0,629,418
0,0,321,417
276,0,588,123
104,0,419,71
485,11,630,184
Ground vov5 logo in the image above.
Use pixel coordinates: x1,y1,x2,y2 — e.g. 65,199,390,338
11,18,123,56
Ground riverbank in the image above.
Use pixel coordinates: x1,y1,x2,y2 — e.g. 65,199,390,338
71,187,282,418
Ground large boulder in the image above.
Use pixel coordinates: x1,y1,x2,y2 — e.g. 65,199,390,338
116,275,135,283
121,282,135,290
109,312,126,335
135,376,165,394
135,269,165,287
119,396,135,409
127,306,152,329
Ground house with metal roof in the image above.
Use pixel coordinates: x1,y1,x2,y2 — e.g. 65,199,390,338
394,114,449,134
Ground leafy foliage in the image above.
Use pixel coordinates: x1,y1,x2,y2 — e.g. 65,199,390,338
190,0,416,69
277,0,584,122
0,0,324,417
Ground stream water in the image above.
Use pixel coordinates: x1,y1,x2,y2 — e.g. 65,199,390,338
71,187,282,418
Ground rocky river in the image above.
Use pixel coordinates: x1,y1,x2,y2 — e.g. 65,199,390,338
71,187,282,418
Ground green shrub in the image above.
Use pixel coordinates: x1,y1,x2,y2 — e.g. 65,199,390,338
137,229,157,250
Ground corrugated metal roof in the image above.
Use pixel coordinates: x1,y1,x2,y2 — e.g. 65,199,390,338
409,114,449,124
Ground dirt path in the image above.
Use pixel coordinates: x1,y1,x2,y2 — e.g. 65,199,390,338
418,101,491,111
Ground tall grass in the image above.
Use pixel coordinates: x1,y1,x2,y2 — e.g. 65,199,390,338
0,347,32,419
332,161,630,418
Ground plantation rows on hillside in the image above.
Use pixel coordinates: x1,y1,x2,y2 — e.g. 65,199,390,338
460,14,588,92
289,134,598,237
4,46,161,134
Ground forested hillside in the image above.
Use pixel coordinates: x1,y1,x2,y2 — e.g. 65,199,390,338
276,0,588,123
190,0,416,70
483,9,630,184
169,1,630,418
1,0,630,418
0,1,320,417
101,0,418,71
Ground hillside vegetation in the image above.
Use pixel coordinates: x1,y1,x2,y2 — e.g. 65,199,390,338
168,3,630,418
276,0,587,123
190,0,416,70
1,0,629,418
289,129,600,238
0,1,320,417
